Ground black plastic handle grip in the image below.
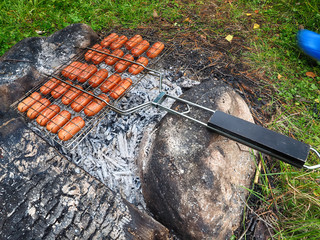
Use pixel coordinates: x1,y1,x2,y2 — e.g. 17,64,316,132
207,111,310,168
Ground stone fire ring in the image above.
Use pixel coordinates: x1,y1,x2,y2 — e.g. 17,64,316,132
0,24,256,239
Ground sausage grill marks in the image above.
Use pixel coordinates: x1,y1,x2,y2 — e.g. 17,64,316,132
109,78,133,100
58,116,85,141
110,35,128,50
17,32,165,143
17,92,42,112
40,78,61,95
36,104,60,126
128,56,148,75
105,49,124,66
61,85,84,105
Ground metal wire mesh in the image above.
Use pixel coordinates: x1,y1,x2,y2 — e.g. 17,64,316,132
12,33,168,150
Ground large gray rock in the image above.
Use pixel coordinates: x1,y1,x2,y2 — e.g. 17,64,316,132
138,80,257,239
0,23,98,115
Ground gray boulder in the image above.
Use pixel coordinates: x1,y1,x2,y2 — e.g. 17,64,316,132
138,80,257,239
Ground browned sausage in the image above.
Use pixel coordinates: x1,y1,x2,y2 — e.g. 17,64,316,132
40,77,61,95
84,94,110,117
104,49,124,66
71,91,94,112
146,42,165,59
61,61,80,78
91,49,110,65
26,98,51,119
131,40,150,57
114,54,134,73
58,116,85,141
88,69,108,88
51,80,72,99
69,62,88,81
36,104,60,126
128,56,148,75
91,48,110,65
100,33,119,47
85,44,102,62
100,74,122,93
77,65,98,83
61,85,84,105
110,35,128,50
46,110,71,134
17,92,42,112
125,35,143,50
67,62,85,81
109,78,132,99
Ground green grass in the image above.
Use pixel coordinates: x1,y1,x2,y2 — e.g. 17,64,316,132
0,0,181,56
222,0,320,238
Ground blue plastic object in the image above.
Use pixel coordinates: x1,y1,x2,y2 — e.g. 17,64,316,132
297,29,320,61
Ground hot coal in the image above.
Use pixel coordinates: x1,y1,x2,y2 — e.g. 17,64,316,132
57,69,200,209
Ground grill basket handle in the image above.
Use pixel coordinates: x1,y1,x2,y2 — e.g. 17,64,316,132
207,111,318,169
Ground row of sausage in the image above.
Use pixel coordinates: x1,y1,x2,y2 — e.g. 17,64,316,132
98,33,164,59
17,92,86,141
40,73,132,103
17,75,133,141
80,33,164,74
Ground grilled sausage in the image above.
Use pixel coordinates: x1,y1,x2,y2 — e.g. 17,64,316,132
131,40,150,57
92,48,110,65
77,65,98,83
26,98,51,119
88,69,108,88
85,44,103,62
68,62,85,81
17,92,42,112
61,61,80,78
109,78,132,99
125,35,143,50
51,80,72,99
104,49,124,66
128,56,148,75
100,74,122,93
71,91,94,112
114,54,134,73
70,62,88,81
46,110,71,134
110,35,128,50
84,94,110,117
146,42,165,59
100,33,119,48
40,77,61,95
61,85,84,105
58,116,85,141
36,104,60,126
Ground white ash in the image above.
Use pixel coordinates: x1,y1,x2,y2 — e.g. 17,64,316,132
64,69,199,209
35,40,76,75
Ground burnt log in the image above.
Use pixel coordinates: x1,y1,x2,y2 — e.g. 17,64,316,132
0,117,171,239
138,81,257,239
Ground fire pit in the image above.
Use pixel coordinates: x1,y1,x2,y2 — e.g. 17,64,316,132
2,24,319,239
10,32,187,208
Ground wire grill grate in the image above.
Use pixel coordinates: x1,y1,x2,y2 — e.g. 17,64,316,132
12,33,169,150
